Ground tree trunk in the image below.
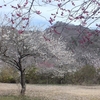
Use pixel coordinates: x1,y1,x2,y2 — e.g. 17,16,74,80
20,70,26,95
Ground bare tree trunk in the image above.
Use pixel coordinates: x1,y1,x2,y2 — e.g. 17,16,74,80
20,70,26,95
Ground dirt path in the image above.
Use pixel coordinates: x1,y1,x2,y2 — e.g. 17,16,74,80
0,83,100,100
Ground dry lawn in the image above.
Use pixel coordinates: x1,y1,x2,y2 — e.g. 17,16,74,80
0,83,100,100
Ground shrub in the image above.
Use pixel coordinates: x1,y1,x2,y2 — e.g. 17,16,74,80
73,65,97,85
0,66,18,83
25,66,38,84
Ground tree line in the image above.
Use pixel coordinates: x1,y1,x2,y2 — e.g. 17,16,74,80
0,64,100,85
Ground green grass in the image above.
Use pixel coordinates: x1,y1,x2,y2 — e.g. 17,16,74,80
0,95,43,100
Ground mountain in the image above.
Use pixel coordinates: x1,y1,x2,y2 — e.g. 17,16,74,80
0,23,100,76
44,21,100,68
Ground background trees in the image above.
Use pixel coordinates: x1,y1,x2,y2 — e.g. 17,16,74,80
1,64,100,85
73,65,97,84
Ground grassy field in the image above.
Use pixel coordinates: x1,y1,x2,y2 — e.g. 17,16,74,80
0,96,32,100
0,83,100,100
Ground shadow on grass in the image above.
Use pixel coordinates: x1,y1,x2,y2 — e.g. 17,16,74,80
0,95,44,100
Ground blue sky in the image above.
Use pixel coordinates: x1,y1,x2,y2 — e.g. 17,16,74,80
0,0,57,29
0,0,97,29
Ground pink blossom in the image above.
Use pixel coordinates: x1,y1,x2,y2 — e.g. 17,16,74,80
56,12,58,14
54,28,60,34
39,61,53,68
36,11,41,15
18,30,24,34
82,7,85,11
43,35,50,41
49,17,54,25
23,26,26,28
75,15,84,19
17,4,21,8
75,16,79,19
67,10,70,13
85,36,90,41
11,13,15,17
22,17,29,20
83,10,88,13
24,0,28,7
11,18,14,24
69,17,73,20
51,13,55,15
96,24,100,27
49,20,52,25
61,12,64,16
79,15,84,19
71,1,75,6
54,15,56,18
79,40,84,44
11,5,17,9
87,33,92,37
16,13,22,17
58,3,61,8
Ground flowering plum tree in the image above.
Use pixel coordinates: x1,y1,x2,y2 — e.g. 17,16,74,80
0,26,42,95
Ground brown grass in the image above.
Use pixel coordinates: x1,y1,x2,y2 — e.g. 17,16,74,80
0,83,100,100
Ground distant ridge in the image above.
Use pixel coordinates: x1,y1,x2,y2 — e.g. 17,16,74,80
45,21,100,68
